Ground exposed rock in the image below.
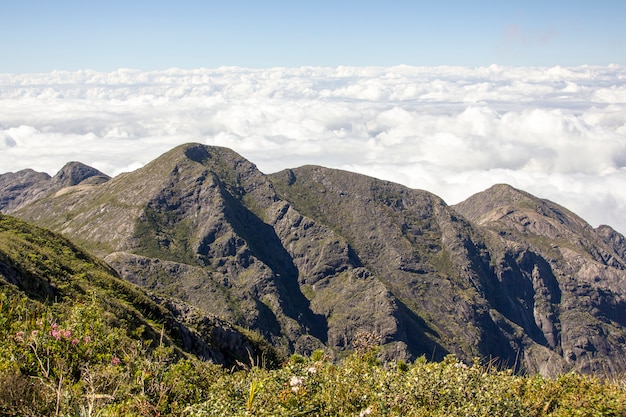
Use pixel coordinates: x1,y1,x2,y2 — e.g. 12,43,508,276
0,169,51,212
4,144,626,377
52,161,111,188
453,183,626,375
596,224,626,263
0,162,109,213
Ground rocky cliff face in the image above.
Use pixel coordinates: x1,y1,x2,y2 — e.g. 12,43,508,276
453,184,626,375
3,143,626,376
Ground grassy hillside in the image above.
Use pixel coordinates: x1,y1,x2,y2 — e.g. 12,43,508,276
0,213,277,415
1,213,625,416
185,350,626,417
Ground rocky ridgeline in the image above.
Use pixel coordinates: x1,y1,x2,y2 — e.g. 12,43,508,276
2,143,626,376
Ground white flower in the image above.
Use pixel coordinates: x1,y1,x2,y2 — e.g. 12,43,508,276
359,406,372,416
289,376,304,386
289,375,304,393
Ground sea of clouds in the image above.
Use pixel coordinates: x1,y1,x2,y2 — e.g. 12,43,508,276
1,65,626,233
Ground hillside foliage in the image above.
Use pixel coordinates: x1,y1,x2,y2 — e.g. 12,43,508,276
1,213,625,416
1,303,626,417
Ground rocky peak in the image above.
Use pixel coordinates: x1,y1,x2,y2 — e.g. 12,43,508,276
5,143,626,377
0,162,109,214
596,224,626,263
453,183,586,232
52,161,110,188
454,183,626,375
453,184,626,269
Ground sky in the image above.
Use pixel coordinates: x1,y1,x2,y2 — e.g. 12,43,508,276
1,1,625,71
1,2,626,235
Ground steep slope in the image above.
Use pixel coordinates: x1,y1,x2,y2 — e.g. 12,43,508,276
9,144,445,360
5,144,626,376
11,144,332,355
453,184,626,375
0,213,278,369
270,167,519,364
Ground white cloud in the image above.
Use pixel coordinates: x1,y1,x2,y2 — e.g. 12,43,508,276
1,65,626,234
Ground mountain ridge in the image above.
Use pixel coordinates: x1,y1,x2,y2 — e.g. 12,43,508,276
2,143,626,376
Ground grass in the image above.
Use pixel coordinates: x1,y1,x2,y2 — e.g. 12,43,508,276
2,285,625,417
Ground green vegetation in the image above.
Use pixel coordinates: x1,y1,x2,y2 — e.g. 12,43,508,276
269,168,333,227
0,213,278,415
134,205,196,264
0,288,224,416
0,167,626,417
2,298,626,417
1,213,625,416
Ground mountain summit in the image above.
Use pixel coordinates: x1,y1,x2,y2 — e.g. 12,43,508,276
0,161,109,213
2,143,625,376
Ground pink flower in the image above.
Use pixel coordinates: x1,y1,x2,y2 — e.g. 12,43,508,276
51,329,62,340
31,330,39,337
63,330,72,339
84,336,91,343
15,331,25,342
71,338,79,345
111,356,121,365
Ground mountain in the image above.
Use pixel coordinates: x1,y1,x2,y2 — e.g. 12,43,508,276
0,162,110,213
3,143,626,376
453,184,626,375
0,213,278,369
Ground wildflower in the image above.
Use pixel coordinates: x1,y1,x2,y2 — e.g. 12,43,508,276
359,406,373,416
306,366,317,374
289,376,304,393
289,376,303,386
111,356,121,365
51,329,62,340
71,338,79,345
63,329,72,339
84,336,91,343
15,331,25,342
31,330,39,337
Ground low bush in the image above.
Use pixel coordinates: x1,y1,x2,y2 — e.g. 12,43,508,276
2,298,625,417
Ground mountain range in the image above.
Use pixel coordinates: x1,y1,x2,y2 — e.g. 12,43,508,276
2,143,625,377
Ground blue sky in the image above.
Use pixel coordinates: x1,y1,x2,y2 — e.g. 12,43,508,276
1,0,625,72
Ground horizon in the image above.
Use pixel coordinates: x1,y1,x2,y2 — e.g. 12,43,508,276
1,2,625,234
2,64,626,236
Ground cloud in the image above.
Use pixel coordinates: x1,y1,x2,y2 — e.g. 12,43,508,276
1,65,626,234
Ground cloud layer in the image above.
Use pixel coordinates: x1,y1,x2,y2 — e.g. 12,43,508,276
1,65,626,233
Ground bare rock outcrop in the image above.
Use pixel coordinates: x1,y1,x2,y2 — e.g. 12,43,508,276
4,144,626,377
